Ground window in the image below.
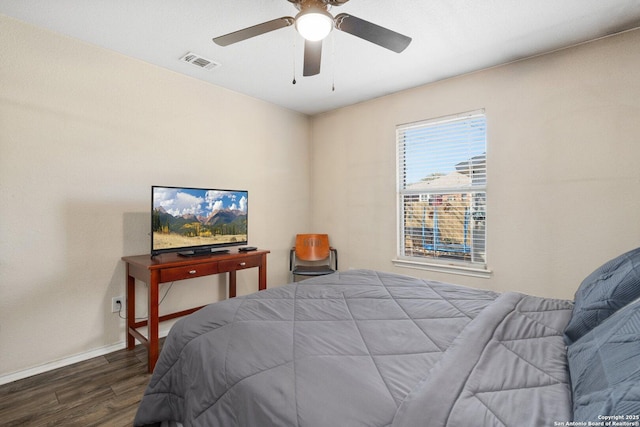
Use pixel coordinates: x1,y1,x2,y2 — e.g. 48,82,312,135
396,110,487,274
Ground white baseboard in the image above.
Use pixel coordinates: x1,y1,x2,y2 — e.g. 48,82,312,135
0,328,172,386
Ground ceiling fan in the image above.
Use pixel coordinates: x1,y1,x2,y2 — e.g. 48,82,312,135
212,0,412,77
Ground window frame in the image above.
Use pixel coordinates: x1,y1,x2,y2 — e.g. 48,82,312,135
393,110,491,278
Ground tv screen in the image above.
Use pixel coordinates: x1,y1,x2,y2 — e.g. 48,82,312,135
151,186,248,256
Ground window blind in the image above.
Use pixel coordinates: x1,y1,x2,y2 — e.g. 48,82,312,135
397,110,487,267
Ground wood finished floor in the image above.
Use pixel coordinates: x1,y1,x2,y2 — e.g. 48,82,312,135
0,341,161,426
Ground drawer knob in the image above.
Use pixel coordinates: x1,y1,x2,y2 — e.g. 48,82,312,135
189,270,197,274
239,262,246,266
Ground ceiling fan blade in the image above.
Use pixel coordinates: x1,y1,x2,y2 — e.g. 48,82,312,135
334,13,411,53
303,40,322,76
213,17,294,46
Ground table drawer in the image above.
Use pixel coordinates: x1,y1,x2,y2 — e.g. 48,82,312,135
218,255,262,273
160,263,218,282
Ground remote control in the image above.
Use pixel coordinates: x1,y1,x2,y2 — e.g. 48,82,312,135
239,246,257,252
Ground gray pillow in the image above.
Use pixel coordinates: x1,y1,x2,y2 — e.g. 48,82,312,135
567,299,640,421
564,247,640,345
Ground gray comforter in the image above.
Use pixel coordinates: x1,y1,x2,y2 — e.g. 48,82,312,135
135,270,574,427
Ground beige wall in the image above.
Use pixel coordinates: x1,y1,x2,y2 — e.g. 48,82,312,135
310,29,640,300
0,16,311,377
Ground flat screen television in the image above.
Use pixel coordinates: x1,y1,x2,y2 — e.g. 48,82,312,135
151,186,248,257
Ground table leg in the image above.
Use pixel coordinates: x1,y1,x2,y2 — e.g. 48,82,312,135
229,271,237,298
126,272,136,350
148,270,160,373
258,253,267,291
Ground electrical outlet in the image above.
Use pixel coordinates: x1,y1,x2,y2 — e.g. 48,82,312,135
112,296,123,313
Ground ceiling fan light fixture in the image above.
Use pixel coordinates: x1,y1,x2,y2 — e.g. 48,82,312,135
295,8,333,41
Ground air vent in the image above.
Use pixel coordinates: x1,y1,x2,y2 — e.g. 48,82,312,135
180,52,221,71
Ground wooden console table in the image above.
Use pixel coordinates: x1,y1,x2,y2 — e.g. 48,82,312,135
122,249,269,372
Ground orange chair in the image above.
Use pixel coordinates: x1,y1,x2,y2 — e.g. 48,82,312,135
289,234,338,281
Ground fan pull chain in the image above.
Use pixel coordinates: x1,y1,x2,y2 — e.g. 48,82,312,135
292,32,297,85
331,34,335,92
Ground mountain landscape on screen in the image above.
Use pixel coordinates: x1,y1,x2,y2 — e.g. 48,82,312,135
151,187,248,253
153,207,247,240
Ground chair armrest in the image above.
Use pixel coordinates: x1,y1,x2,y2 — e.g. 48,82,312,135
330,248,338,271
289,248,295,271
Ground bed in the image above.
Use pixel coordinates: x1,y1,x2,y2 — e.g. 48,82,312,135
134,247,640,427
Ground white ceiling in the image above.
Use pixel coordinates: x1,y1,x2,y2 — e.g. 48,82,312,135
2,0,640,115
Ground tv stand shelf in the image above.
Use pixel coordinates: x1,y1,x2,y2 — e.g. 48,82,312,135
122,249,270,372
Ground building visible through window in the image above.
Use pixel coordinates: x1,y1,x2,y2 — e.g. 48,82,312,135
397,110,487,268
